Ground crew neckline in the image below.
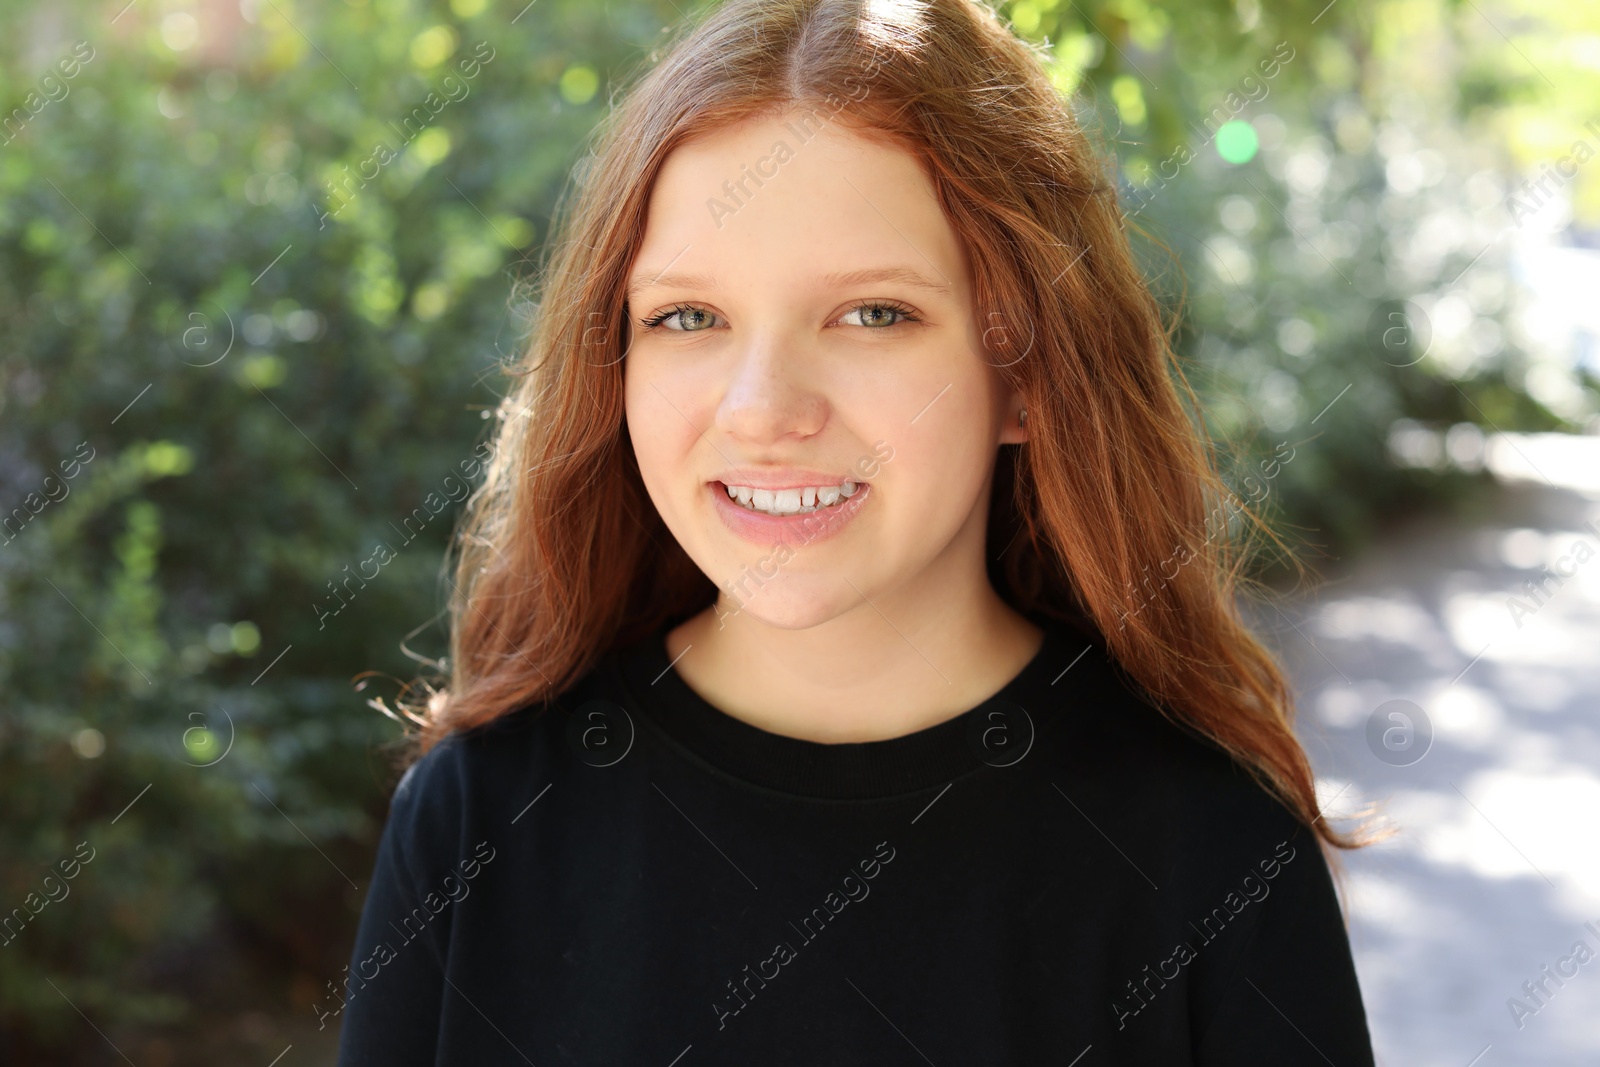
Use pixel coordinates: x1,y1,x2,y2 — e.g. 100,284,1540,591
612,614,1089,801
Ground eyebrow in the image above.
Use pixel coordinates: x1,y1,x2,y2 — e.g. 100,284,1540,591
626,265,953,299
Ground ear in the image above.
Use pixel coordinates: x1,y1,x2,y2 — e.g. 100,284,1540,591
997,385,1028,446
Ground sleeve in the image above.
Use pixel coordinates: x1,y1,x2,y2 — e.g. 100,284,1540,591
1192,819,1376,1066
335,743,464,1067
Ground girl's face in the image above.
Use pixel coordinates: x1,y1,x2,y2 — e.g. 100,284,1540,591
623,109,1025,629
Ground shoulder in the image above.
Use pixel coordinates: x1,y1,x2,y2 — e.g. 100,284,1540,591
385,653,627,828
1033,639,1317,881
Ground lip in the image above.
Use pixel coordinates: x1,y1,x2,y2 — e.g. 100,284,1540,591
709,479,871,547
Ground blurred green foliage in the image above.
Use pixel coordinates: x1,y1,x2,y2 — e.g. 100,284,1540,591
1,0,1596,1062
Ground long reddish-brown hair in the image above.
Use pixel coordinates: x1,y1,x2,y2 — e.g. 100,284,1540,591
386,0,1379,857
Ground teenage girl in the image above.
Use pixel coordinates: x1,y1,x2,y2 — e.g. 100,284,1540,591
337,0,1377,1062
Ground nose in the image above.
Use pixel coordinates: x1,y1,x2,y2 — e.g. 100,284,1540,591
713,330,828,445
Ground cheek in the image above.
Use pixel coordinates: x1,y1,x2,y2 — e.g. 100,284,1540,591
864,361,996,523
906,399,992,503
624,358,706,502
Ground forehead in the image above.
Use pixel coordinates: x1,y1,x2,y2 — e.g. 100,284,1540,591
633,109,968,297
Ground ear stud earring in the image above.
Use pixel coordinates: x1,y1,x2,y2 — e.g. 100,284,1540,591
1018,408,1028,428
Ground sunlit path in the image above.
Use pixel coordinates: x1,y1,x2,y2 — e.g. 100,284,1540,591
1265,435,1600,1067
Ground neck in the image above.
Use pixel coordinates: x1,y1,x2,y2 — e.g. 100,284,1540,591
665,573,1043,744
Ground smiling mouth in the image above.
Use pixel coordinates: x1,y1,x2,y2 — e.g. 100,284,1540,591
717,479,862,516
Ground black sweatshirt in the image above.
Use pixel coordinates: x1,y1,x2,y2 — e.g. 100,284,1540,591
334,613,1375,1065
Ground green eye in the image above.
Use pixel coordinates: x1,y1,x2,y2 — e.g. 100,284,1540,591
639,304,719,331
840,302,919,328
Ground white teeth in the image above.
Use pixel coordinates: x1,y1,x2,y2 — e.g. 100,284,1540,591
721,480,863,516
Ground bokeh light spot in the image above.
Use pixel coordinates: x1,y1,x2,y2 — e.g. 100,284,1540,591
185,728,217,760
412,282,451,321
143,441,196,477
410,25,459,69
236,353,288,390
231,621,261,655
160,13,200,52
1216,120,1260,164
72,728,106,759
410,126,451,168
559,65,600,105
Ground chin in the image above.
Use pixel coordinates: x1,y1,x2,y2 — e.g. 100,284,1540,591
711,580,866,633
